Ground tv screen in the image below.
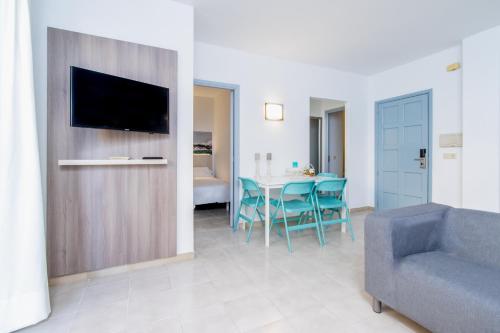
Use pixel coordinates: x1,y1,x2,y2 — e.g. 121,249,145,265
70,66,169,134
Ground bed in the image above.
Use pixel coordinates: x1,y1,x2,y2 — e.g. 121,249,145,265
193,167,230,206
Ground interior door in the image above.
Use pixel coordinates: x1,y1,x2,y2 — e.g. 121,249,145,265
376,92,430,210
327,111,344,177
309,118,321,171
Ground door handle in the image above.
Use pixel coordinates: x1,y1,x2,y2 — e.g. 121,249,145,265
414,157,426,169
415,148,427,169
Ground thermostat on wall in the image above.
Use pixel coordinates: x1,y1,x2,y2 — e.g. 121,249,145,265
439,133,463,148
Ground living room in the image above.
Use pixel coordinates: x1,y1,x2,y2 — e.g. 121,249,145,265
2,0,499,332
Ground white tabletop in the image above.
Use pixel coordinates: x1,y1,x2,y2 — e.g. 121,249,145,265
254,175,333,187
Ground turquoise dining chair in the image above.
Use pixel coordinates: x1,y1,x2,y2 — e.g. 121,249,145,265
233,177,265,242
316,172,338,178
313,178,354,243
269,181,323,252
316,172,339,218
297,173,337,225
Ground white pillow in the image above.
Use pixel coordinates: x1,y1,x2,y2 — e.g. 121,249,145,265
194,167,212,177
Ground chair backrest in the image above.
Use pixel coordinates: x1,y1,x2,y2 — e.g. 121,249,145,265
239,177,262,195
317,172,338,178
314,178,347,196
281,181,315,197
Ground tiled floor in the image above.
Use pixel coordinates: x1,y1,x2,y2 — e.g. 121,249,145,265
20,209,428,333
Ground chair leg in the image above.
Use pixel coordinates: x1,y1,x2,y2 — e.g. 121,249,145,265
246,207,258,242
270,218,283,237
316,207,326,245
271,218,283,238
372,297,382,313
256,208,264,223
312,208,324,247
246,220,254,242
233,204,243,231
321,209,331,231
282,207,292,252
345,207,355,241
269,203,283,237
276,223,283,237
298,212,305,225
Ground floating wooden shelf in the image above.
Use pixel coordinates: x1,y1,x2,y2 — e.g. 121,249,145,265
58,159,168,166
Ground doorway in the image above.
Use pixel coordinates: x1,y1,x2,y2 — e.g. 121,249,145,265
309,117,322,171
326,108,345,177
309,97,346,175
375,90,432,210
193,80,239,227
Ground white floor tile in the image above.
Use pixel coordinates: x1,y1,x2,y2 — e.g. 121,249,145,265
49,288,84,318
24,209,429,333
147,317,183,333
224,293,283,332
17,315,73,333
70,301,128,333
181,314,239,333
246,319,297,333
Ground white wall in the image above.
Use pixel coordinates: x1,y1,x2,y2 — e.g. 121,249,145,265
194,42,371,208
462,27,500,212
30,0,195,254
368,46,463,208
194,96,214,132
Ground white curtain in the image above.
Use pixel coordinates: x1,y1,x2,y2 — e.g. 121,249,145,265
0,0,51,331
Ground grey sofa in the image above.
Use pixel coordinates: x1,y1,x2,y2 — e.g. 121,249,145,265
365,203,500,333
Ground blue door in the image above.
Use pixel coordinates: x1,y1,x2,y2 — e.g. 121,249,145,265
376,92,431,210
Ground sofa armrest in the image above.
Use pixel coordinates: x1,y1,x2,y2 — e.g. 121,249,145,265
364,203,450,306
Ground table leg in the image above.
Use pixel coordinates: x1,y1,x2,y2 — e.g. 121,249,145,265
265,186,270,247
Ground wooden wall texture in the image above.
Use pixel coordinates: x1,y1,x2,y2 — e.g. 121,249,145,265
47,28,177,277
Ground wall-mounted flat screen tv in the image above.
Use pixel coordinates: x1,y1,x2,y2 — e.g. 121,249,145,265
70,66,169,134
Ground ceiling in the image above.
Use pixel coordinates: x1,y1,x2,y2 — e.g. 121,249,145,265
176,0,500,74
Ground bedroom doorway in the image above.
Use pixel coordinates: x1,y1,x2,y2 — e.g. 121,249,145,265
193,80,239,228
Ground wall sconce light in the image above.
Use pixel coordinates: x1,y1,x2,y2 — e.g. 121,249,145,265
265,103,284,121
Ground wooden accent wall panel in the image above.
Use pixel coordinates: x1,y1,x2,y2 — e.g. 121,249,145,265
47,28,177,277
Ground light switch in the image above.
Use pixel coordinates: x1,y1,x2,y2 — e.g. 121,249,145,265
443,153,456,160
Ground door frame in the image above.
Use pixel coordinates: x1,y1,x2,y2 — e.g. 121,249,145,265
325,106,345,175
194,79,240,227
374,89,433,209
309,116,322,171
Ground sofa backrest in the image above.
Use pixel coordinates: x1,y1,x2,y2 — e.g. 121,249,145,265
441,208,500,268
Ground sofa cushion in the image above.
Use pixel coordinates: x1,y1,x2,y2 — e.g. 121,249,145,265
395,251,500,333
441,208,500,268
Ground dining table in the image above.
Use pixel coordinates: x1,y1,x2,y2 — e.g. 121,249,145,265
253,175,348,247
